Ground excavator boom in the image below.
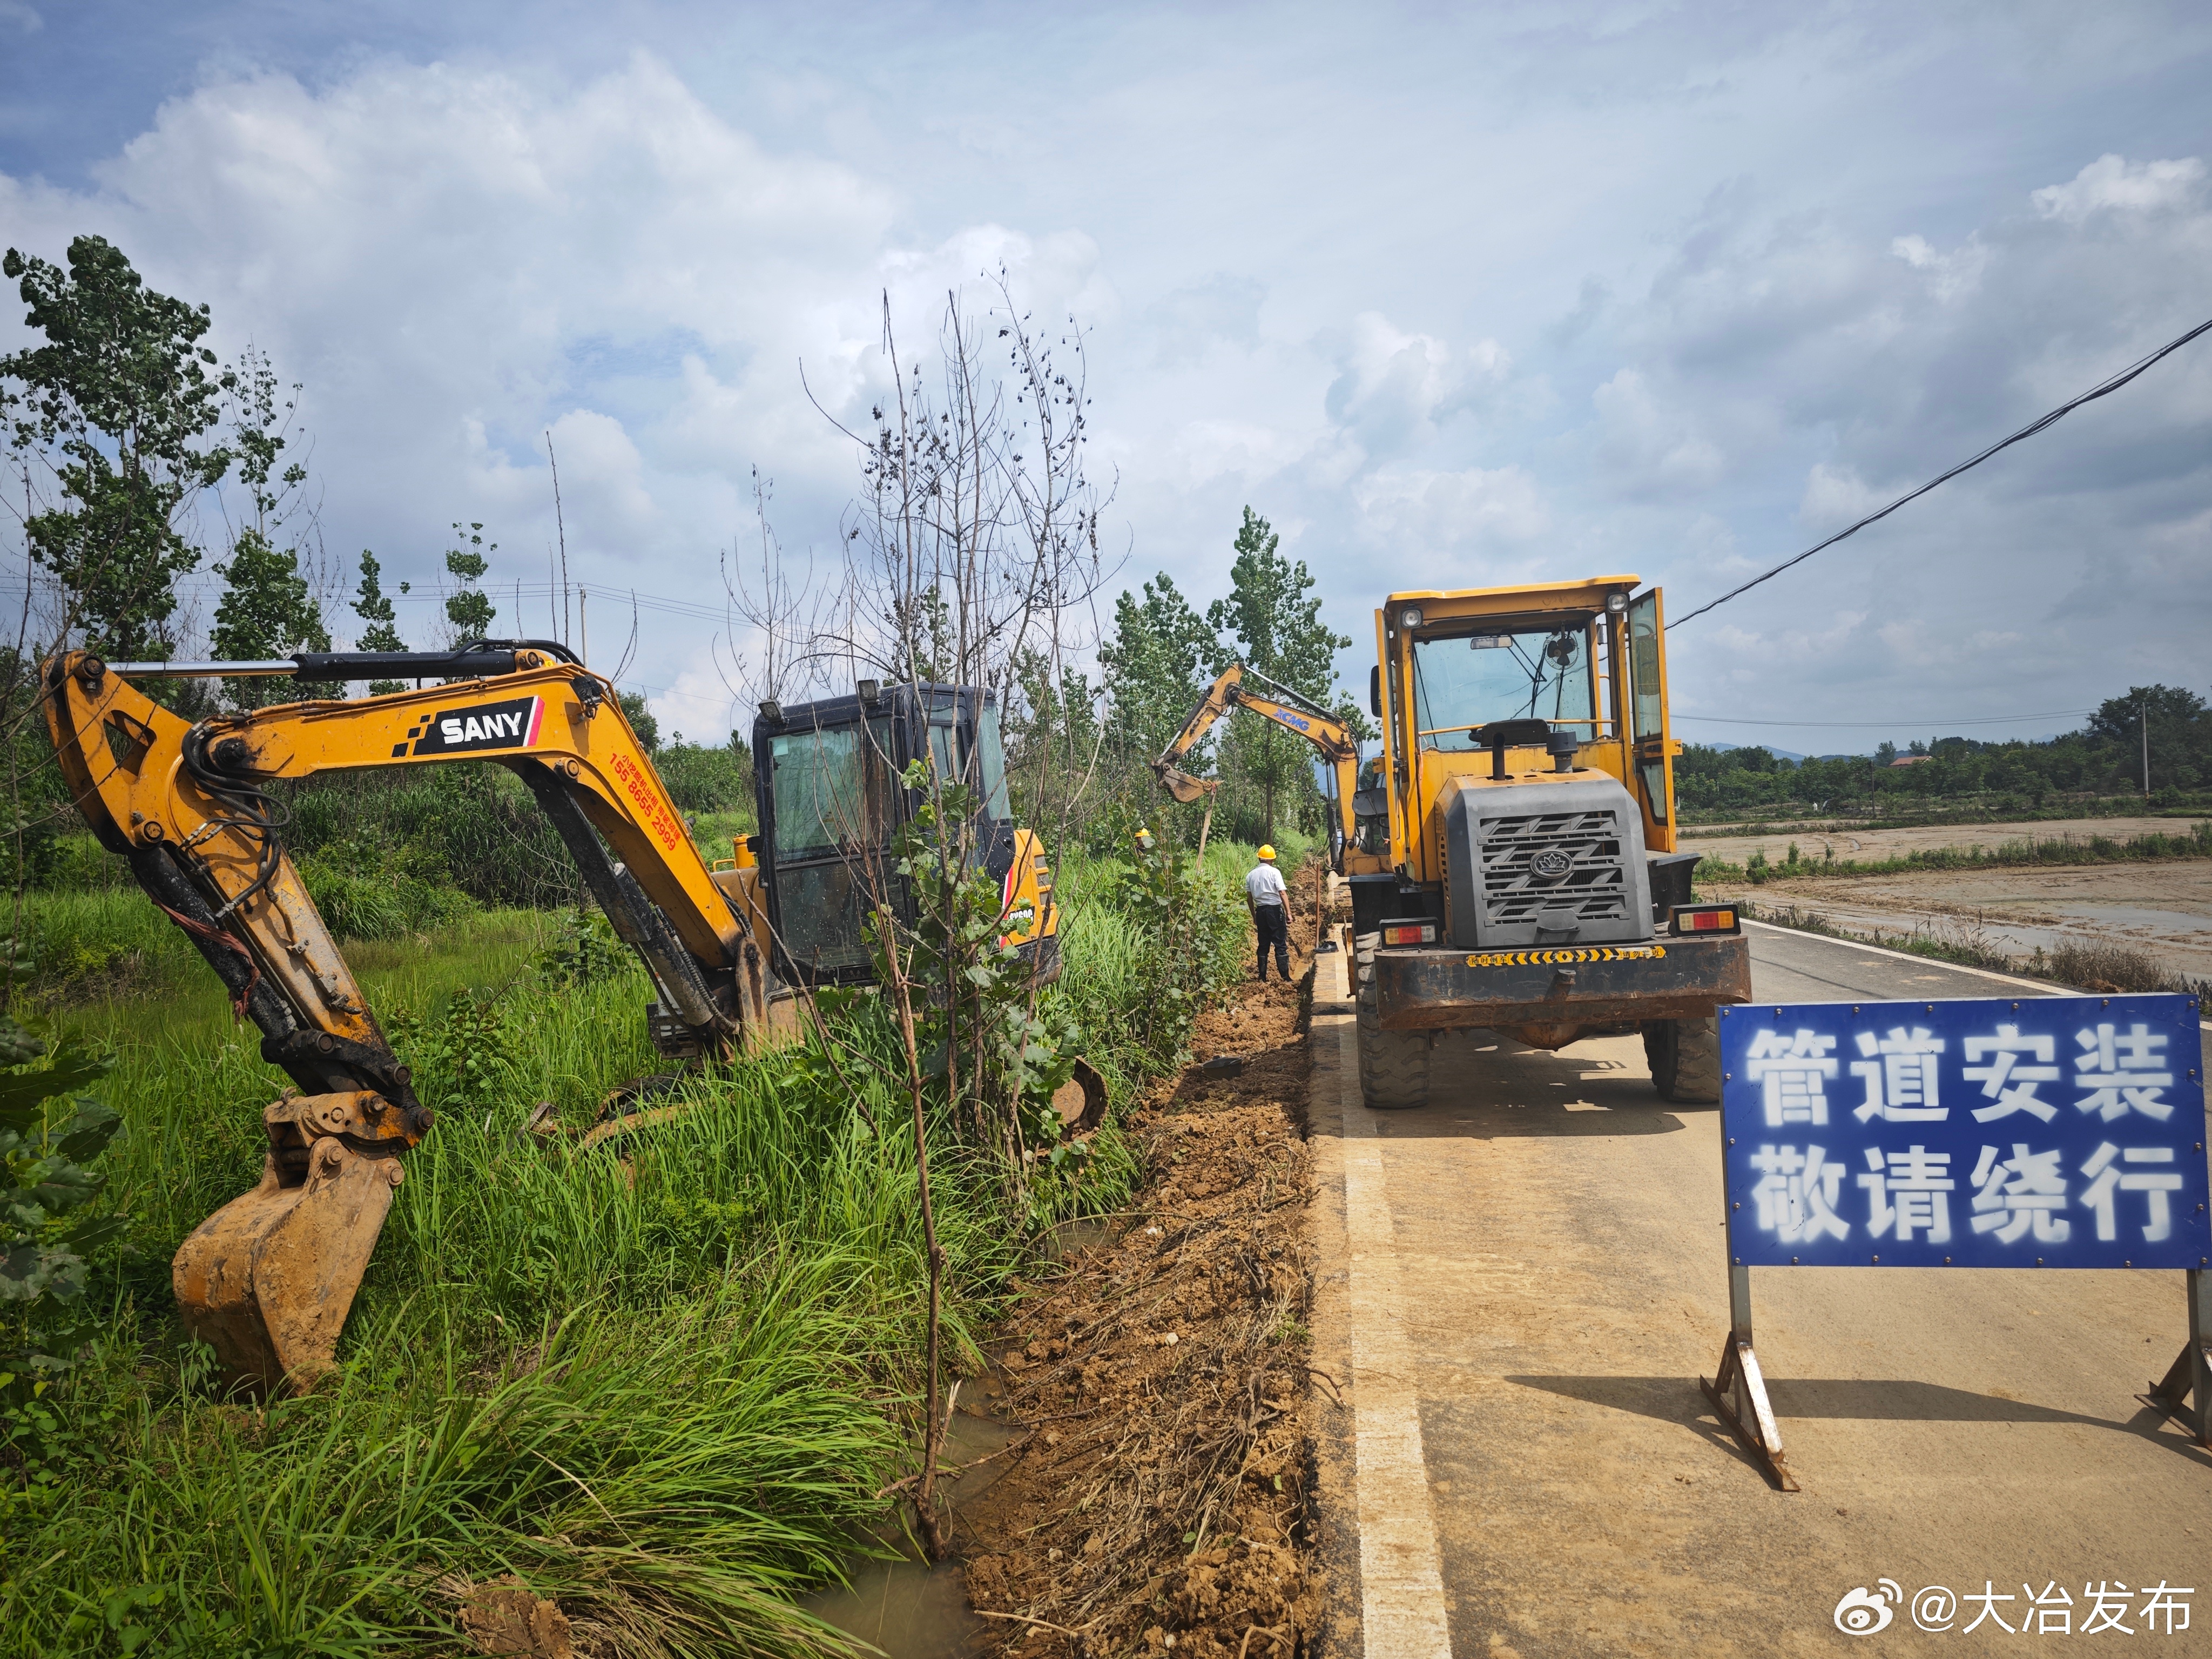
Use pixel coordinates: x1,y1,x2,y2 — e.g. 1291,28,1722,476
45,644,770,1393
1152,664,1384,872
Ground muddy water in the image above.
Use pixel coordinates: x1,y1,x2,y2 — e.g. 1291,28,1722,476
799,1409,1022,1659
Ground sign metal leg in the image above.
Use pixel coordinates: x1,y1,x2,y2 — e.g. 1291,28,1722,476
2140,1267,2212,1448
1701,1264,1799,1491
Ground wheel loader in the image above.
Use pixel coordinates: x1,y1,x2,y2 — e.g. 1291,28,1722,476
1155,577,1751,1109
44,643,1068,1393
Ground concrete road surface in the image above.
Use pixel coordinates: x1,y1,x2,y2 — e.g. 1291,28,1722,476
1309,921,2211,1659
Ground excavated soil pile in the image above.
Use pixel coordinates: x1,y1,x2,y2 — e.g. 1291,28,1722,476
956,866,1328,1659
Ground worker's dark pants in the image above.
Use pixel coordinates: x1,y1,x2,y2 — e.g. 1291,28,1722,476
1254,903,1291,980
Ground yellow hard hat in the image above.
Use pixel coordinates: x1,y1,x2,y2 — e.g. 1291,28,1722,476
1257,844,1277,861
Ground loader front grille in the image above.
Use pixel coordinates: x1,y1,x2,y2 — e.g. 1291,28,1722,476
1475,808,1631,927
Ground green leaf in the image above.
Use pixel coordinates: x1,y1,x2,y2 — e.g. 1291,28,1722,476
52,1098,121,1163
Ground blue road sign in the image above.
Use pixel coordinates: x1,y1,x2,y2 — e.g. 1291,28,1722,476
1719,994,2207,1270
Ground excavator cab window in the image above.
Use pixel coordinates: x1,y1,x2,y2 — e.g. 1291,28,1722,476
765,714,898,977
757,687,1015,982
921,700,1013,821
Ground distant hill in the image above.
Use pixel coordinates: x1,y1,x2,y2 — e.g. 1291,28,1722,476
1707,739,1810,763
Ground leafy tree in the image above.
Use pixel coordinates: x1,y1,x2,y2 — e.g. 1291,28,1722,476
352,550,409,694
441,521,496,644
209,349,334,709
1101,575,1217,766
653,735,753,815
2089,685,2207,791
617,690,659,753
211,534,333,707
0,235,233,660
1204,507,1351,841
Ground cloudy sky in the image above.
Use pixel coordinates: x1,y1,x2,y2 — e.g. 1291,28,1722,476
3,2,2208,750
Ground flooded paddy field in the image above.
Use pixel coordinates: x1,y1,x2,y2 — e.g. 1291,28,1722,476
1683,813,2198,868
1710,859,2212,982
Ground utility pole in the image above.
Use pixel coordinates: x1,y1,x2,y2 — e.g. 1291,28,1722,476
2141,694,2150,798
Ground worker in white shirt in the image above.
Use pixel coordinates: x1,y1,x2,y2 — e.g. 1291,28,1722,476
1244,844,1291,981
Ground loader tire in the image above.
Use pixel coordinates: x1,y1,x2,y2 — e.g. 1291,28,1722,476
1645,1015,1721,1104
1357,1000,1431,1110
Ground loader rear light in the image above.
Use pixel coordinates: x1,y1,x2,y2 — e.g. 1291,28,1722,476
1379,920,1438,946
1669,905,1739,936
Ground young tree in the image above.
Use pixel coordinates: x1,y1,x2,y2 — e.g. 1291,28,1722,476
441,521,496,644
743,278,1111,1558
1101,574,1218,765
1204,507,1351,841
1,236,233,659
352,550,409,694
210,348,335,709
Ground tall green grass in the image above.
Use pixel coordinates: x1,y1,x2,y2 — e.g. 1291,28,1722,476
2,846,1251,1655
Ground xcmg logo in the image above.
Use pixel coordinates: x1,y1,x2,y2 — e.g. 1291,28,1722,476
393,696,545,758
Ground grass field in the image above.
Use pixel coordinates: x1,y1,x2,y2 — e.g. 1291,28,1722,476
0,837,1257,1657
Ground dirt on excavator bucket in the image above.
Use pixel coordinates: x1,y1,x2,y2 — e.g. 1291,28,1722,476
172,1090,415,1395
1156,765,1216,806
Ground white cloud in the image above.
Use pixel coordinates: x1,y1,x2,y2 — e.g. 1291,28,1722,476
1797,462,1885,527
1590,367,1724,495
0,0,38,33
2031,153,2206,222
1323,311,1509,462
1889,233,1986,301
1351,464,1548,555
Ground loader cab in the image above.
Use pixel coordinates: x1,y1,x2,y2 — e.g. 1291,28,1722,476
750,683,1015,983
1357,577,1688,942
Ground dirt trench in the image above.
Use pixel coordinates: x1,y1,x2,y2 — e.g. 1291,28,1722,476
952,864,1330,1659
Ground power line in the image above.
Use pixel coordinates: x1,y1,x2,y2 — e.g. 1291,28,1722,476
1669,313,2212,630
1675,709,2092,729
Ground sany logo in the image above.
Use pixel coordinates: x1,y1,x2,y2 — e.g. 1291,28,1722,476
397,695,545,758
1834,1581,1903,1635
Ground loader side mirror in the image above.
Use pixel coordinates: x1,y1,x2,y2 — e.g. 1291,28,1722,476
1368,665,1381,718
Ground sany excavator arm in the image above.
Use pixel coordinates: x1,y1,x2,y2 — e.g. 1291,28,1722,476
1151,665,1384,874
43,643,771,1393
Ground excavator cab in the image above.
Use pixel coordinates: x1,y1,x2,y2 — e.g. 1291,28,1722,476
751,683,1056,987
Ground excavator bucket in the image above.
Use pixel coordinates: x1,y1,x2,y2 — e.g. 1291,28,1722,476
172,1091,412,1395
1050,1057,1110,1137
1156,765,1218,806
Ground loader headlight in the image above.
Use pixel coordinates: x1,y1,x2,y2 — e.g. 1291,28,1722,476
1400,607,1423,628
1606,591,1628,615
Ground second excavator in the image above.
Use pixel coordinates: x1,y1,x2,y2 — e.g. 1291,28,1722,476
46,643,1064,1393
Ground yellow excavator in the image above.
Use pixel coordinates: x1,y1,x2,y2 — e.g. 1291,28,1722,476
1150,663,1389,875
45,642,1067,1393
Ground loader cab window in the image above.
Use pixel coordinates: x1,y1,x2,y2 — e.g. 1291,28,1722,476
1410,622,1596,751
